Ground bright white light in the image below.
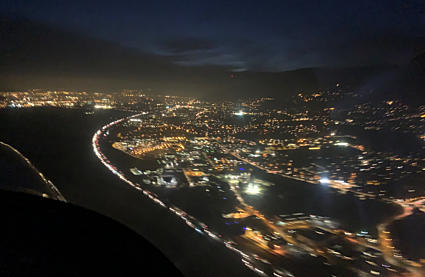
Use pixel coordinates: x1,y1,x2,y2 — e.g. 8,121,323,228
94,104,112,109
246,183,260,195
334,142,349,147
234,110,244,116
319,177,330,184
330,132,336,136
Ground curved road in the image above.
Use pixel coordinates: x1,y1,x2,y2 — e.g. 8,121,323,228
0,141,66,202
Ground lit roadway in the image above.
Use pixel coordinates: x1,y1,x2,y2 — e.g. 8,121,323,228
0,141,66,202
92,113,271,277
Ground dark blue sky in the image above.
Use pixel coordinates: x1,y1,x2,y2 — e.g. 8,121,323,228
2,0,425,71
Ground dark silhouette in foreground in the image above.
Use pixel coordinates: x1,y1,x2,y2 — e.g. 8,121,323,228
0,189,182,276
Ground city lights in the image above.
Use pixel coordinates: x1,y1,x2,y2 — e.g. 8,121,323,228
319,177,330,184
245,183,261,195
334,142,349,147
3,89,424,277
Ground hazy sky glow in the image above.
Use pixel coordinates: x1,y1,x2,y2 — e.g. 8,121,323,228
1,0,425,71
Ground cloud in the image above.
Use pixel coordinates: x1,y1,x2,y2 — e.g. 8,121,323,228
158,37,217,55
156,37,247,70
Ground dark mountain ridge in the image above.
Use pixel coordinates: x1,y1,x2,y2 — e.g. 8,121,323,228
1,16,424,102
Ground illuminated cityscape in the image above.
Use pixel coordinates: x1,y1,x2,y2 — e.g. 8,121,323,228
1,1,425,276
2,89,425,276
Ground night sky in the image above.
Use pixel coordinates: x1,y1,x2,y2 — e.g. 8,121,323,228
2,0,425,72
